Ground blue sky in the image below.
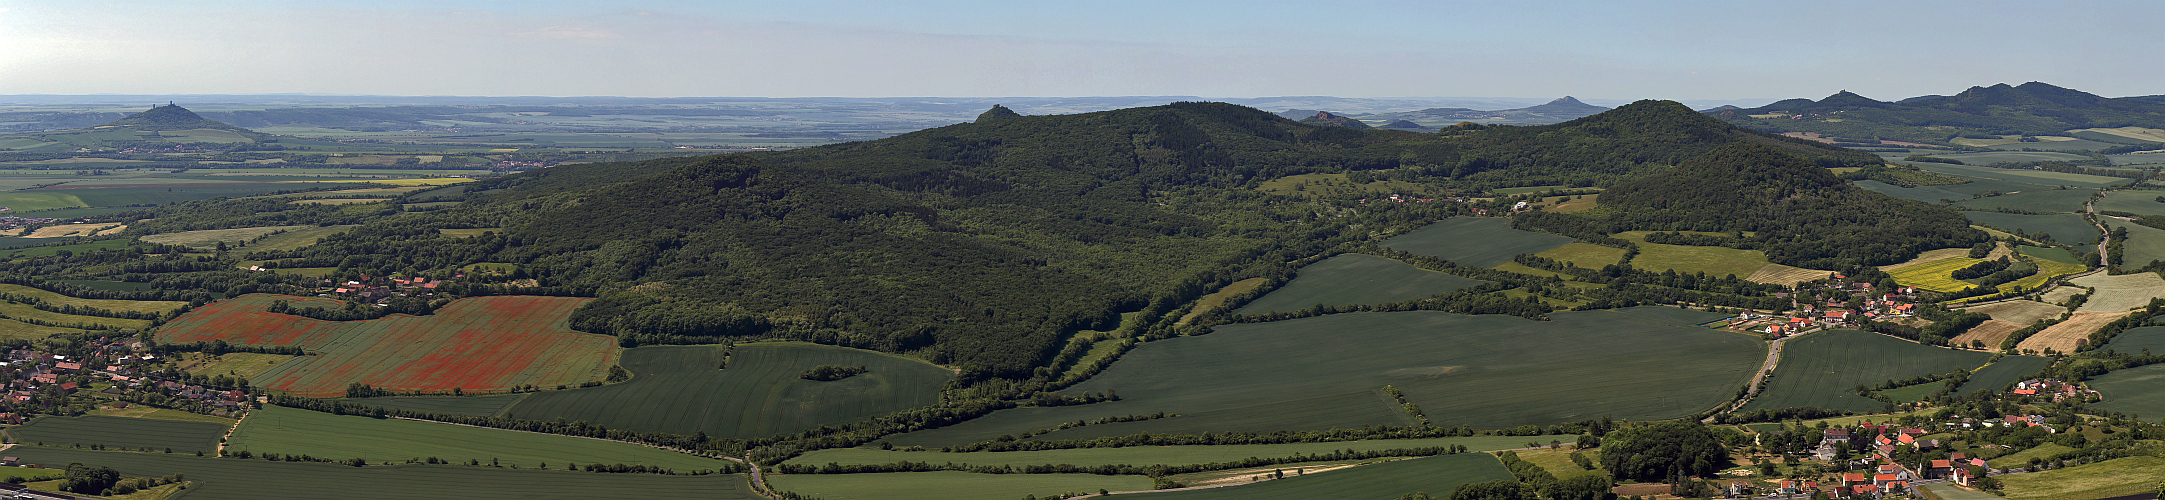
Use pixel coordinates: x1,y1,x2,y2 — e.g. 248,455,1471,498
1,0,2159,101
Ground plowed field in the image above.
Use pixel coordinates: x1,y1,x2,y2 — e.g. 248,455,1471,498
155,294,616,397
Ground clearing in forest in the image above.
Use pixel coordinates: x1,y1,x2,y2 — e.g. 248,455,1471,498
1380,218,1571,268
1614,231,1775,278
1530,243,1626,269
154,294,618,397
1746,264,1834,286
2016,311,2131,354
1878,248,1969,272
1234,254,1484,315
140,225,314,250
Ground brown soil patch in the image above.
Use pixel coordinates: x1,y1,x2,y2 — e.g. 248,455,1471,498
1953,320,2021,349
1880,248,1971,272
1748,264,1835,286
2018,311,2132,354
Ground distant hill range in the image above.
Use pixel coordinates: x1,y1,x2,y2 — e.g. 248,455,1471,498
103,104,258,133
1298,111,1370,129
1273,97,1613,129
1705,82,2165,147
0,104,269,152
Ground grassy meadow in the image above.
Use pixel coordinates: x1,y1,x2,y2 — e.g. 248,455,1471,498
138,225,315,249
226,405,729,470
1148,453,1514,500
2102,325,2165,354
499,343,954,438
1997,456,2165,500
347,394,531,417
6,415,228,454
1742,330,1992,413
1961,212,2099,244
4,447,757,500
1888,256,1987,293
2103,218,2165,268
1951,356,2053,396
2086,363,2165,418
768,471,1149,500
1381,218,1572,268
788,435,1553,468
1529,242,1627,269
1233,254,1484,315
886,307,1760,447
1615,231,1774,278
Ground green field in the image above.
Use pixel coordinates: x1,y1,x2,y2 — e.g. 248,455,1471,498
0,283,186,315
1529,242,1628,269
139,225,315,249
1875,380,1949,402
789,435,1553,468
887,307,1760,446
87,407,238,424
1381,218,1573,268
1150,452,1515,500
1888,256,1987,293
2,238,133,258
6,415,228,454
243,225,358,252
1952,356,2053,396
497,343,953,439
226,406,729,470
1615,231,1772,278
1919,482,2009,500
0,317,77,340
2094,189,2165,216
1952,189,2100,214
347,394,530,417
2102,325,2165,354
1742,330,1992,413
0,300,151,329
1962,212,2099,244
768,471,1149,500
2087,363,2165,418
182,352,300,380
52,279,156,292
1855,180,1971,203
2104,218,2165,268
1998,455,2165,500
4,447,757,500
1234,254,1484,315
2017,245,2082,264
1917,162,2126,187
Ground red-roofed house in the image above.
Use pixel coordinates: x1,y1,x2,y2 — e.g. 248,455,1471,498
1927,459,1953,478
53,362,80,372
1882,481,1907,495
1842,473,1869,488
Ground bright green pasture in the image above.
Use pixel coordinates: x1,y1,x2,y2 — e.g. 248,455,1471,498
2088,363,2165,419
1616,231,1771,278
0,283,183,314
1916,156,2120,181
4,447,757,500
7,415,227,454
768,471,1148,500
139,225,315,250
1531,242,1627,269
1998,456,2165,500
227,405,727,470
1952,356,2053,396
2104,218,2165,268
3,239,133,258
788,435,1554,468
1381,218,1572,268
1741,330,1991,413
887,307,1760,447
0,191,87,211
1150,453,1514,500
347,394,529,417
1234,254,1484,315
2016,245,2082,264
1952,189,2099,214
246,225,357,252
2103,326,2165,354
0,317,78,340
0,300,149,329
501,343,952,438
2095,189,2165,216
1962,212,2099,244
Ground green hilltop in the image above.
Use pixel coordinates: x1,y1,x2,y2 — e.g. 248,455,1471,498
1709,81,2165,145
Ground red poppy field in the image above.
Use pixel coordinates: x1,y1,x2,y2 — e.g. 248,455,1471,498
156,294,618,397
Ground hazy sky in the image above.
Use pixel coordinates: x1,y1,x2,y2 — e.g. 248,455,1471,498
2,0,2159,101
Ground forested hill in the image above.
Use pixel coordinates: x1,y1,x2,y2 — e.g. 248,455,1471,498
207,100,1877,378
1549,142,1986,269
1709,82,2165,142
102,104,259,133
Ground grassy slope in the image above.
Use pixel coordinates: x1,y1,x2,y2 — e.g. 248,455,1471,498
1234,254,1484,315
2104,218,2165,268
1742,330,1991,413
6,415,227,454
1531,243,1627,269
138,225,313,249
1148,453,1514,500
1615,231,1771,278
1380,218,1572,268
348,394,531,417
787,435,1554,468
887,307,1759,447
5,447,757,500
2103,325,2165,354
1998,456,2165,500
2087,363,2165,418
502,343,953,439
1952,356,2053,395
1962,212,2099,244
768,471,1149,500
2095,189,2165,216
0,283,185,315
225,406,728,470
